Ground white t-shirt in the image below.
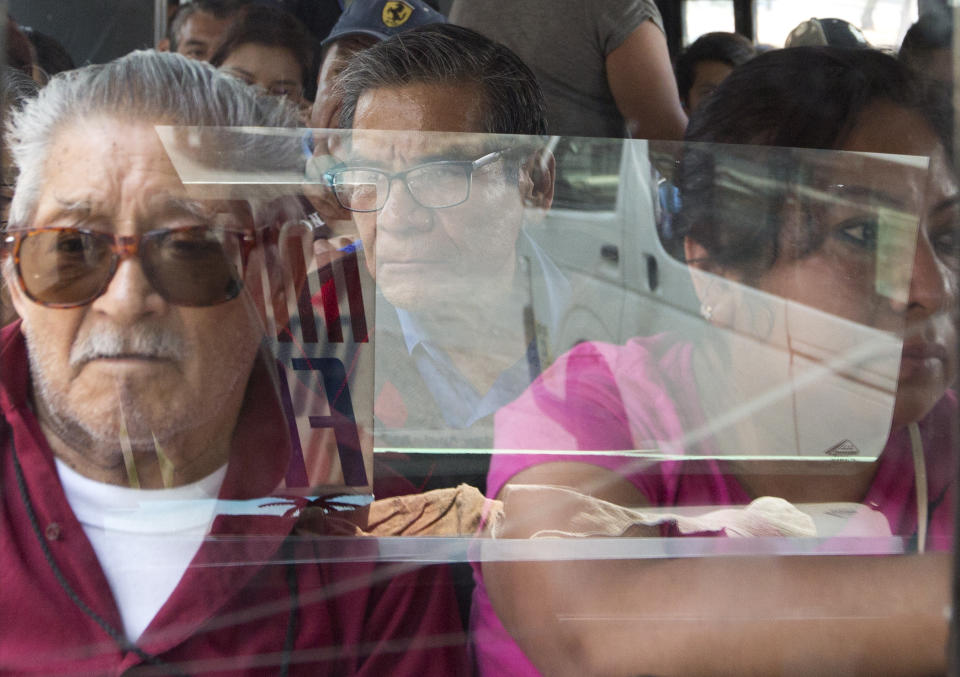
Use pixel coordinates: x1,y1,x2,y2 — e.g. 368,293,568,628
56,460,227,642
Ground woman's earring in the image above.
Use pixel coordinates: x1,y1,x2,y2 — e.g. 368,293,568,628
700,303,714,321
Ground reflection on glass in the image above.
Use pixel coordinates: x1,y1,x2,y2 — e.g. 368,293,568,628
159,126,958,677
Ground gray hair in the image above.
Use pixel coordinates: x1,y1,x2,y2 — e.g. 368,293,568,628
7,49,304,230
338,24,546,136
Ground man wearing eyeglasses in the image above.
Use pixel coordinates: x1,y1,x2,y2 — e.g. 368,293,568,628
330,24,562,455
0,50,466,675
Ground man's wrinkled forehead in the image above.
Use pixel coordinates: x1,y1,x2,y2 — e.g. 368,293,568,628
31,120,252,229
43,124,179,193
346,129,502,166
36,192,242,226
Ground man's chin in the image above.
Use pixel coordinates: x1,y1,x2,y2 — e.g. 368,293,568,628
45,377,191,447
379,266,465,311
62,405,177,449
381,282,444,313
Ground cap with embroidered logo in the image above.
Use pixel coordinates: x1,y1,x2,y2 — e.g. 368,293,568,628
322,0,447,48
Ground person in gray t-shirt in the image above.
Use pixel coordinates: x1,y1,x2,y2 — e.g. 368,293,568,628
450,0,687,139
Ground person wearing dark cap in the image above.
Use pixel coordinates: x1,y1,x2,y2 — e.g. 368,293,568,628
451,0,687,139
311,0,447,132
784,17,871,48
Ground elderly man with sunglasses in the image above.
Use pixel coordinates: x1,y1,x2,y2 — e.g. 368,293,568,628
0,50,466,675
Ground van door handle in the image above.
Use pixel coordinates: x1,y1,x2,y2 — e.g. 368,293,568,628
645,254,659,291
600,244,619,263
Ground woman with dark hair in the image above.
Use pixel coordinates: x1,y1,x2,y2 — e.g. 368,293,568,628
474,47,958,676
210,3,315,104
686,45,949,150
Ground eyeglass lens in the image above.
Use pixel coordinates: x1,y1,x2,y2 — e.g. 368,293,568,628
333,164,472,212
15,227,245,308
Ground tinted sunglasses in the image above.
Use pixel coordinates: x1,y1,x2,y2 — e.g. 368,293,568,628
3,226,257,308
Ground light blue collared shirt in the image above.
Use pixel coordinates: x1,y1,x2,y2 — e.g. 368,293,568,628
393,231,570,429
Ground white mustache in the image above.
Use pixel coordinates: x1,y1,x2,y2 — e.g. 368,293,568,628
69,325,185,367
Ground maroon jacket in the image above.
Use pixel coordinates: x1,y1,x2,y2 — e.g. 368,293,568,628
0,322,468,676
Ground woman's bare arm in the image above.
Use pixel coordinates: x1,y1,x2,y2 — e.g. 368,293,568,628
484,462,950,676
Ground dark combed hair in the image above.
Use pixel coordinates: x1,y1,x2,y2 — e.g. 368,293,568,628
168,0,246,51
337,23,546,136
685,46,941,148
674,32,755,107
209,3,316,98
673,46,951,277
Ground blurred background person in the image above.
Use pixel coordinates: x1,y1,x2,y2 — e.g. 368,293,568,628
211,3,315,108
158,0,246,62
674,31,755,115
450,0,687,140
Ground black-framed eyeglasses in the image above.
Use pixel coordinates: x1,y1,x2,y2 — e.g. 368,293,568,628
323,149,511,213
3,226,257,308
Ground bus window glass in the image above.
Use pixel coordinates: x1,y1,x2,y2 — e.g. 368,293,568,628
551,137,623,211
683,0,736,44
756,0,918,47
1,3,958,675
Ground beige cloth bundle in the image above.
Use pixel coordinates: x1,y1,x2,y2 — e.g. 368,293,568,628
297,482,817,540
493,484,817,539
298,484,504,537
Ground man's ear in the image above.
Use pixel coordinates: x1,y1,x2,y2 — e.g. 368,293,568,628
519,148,555,214
156,38,170,53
